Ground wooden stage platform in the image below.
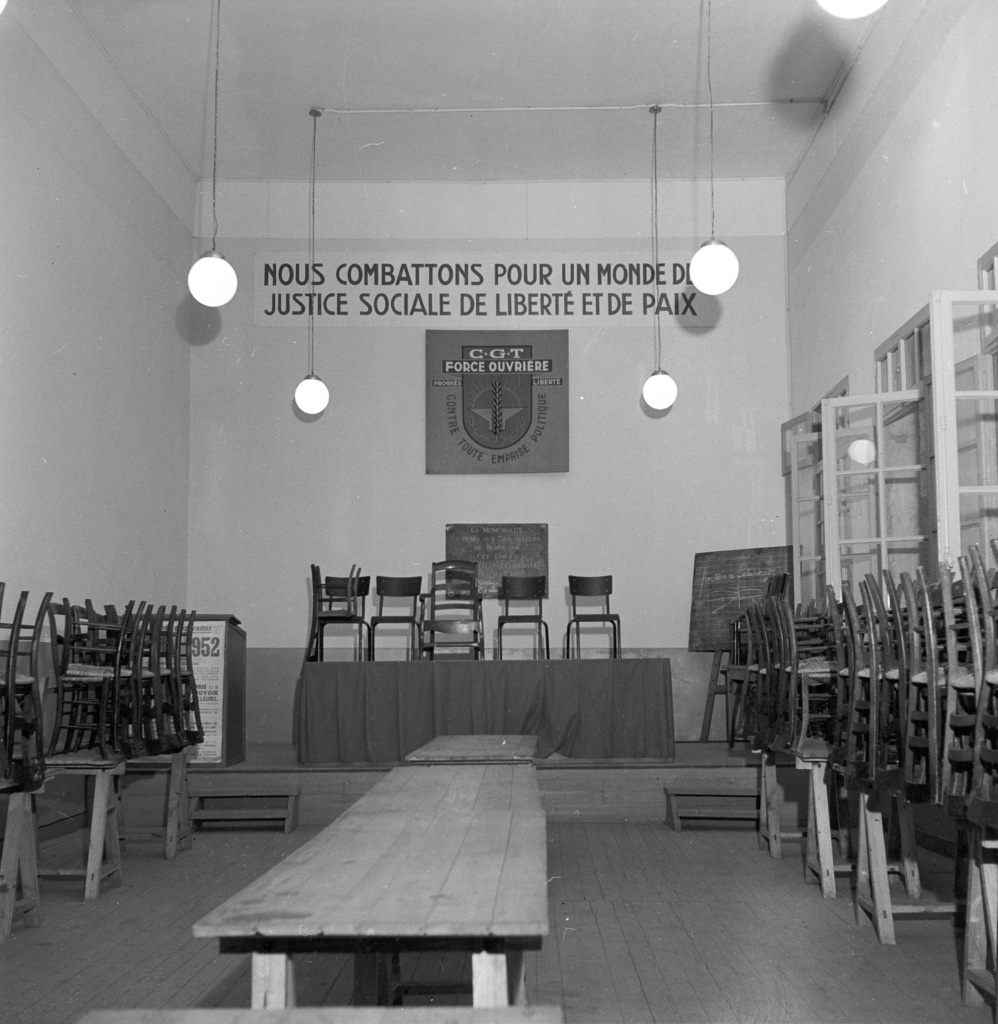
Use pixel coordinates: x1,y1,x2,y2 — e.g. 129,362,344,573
116,741,960,854
119,741,792,830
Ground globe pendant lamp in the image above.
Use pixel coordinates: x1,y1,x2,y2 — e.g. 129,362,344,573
816,0,888,17
294,109,329,415
641,106,678,412
188,0,237,307
689,0,738,297
690,240,739,296
643,370,679,411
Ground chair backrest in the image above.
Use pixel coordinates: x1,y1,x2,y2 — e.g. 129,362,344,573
312,564,369,619
567,574,613,617
424,561,482,625
373,575,422,617
499,574,546,613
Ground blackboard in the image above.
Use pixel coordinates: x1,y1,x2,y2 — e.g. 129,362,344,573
445,523,548,598
687,546,792,652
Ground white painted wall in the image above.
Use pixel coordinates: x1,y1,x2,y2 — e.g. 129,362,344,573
787,0,991,410
0,17,192,608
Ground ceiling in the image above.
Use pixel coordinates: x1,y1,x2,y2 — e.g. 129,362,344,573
24,0,880,185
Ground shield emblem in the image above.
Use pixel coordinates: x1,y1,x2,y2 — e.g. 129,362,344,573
462,373,533,450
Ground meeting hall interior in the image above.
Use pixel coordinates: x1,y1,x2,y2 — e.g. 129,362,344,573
4,1,998,1023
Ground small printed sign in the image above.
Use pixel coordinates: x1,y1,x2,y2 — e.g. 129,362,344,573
187,619,226,763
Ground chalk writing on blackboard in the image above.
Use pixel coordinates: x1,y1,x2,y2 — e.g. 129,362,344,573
687,546,792,652
445,523,548,597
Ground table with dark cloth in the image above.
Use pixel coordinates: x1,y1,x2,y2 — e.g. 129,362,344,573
295,657,673,763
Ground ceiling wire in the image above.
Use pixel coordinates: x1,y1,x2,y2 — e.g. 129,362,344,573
313,99,822,115
650,105,663,375
209,0,221,249
706,0,716,241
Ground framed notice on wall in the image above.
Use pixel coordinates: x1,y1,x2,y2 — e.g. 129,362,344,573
425,329,569,474
445,523,548,597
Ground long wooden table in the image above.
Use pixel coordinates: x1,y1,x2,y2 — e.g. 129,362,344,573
405,734,537,763
193,763,549,1009
76,1008,566,1023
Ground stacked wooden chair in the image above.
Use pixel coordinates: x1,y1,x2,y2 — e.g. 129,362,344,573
960,544,998,1014
0,586,52,941
307,564,370,661
43,599,205,897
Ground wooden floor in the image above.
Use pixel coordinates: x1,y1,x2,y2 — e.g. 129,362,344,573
3,812,993,1024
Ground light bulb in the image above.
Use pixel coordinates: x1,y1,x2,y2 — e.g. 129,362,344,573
188,251,238,307
689,241,739,295
642,371,678,410
815,0,888,18
295,374,329,415
848,439,877,465
0,1,8,13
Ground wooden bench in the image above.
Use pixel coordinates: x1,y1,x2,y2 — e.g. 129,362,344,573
193,763,548,1009
663,784,759,832
188,781,301,833
75,1007,566,1023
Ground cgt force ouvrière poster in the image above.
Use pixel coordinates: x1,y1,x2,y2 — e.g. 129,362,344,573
425,330,569,475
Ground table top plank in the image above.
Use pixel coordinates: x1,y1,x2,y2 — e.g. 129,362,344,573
405,734,538,763
193,764,548,943
75,1008,566,1024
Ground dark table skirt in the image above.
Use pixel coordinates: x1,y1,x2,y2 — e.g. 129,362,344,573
295,658,674,763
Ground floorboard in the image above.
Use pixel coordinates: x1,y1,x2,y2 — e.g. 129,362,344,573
2,811,994,1023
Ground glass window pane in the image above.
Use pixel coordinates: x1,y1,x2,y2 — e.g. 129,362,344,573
886,540,930,582
835,404,877,471
882,399,922,468
959,493,998,562
903,333,917,389
952,300,998,371
838,473,879,541
799,561,825,611
884,469,929,537
840,544,882,602
955,397,998,488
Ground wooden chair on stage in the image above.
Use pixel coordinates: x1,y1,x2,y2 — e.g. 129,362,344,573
307,564,370,661
368,575,422,660
419,560,484,660
497,574,550,659
563,574,621,659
